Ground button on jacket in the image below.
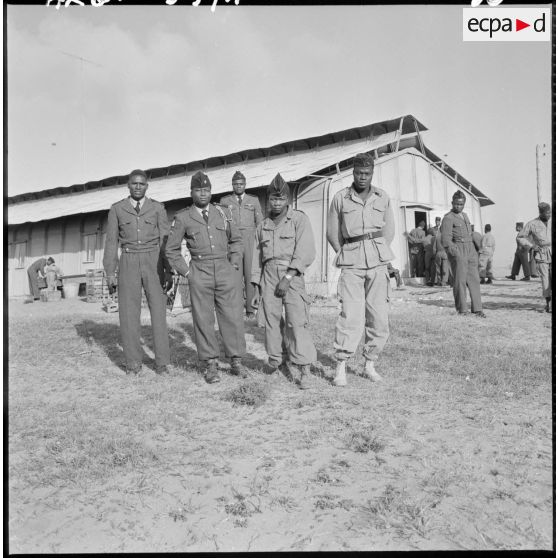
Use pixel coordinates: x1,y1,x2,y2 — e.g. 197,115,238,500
103,197,170,277
220,193,264,230
165,204,243,275
251,208,316,284
326,185,395,269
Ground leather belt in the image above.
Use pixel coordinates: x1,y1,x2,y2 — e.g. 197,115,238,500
265,258,291,266
344,231,383,244
122,244,159,253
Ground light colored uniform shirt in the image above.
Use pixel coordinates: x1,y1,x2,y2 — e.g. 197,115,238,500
480,232,496,256
326,185,395,269
517,218,552,263
221,193,264,230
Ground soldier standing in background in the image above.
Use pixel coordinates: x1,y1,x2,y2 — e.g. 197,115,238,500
423,228,436,286
408,220,426,278
165,171,247,383
517,202,552,313
27,256,48,300
221,171,264,320
326,152,395,387
506,222,531,281
440,190,485,317
250,173,316,389
103,170,171,375
479,224,496,285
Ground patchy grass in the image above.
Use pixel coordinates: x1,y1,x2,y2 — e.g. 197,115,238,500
7,281,553,552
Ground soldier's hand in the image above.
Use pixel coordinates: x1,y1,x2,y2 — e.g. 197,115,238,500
162,273,174,293
274,275,292,297
250,283,261,308
106,275,117,295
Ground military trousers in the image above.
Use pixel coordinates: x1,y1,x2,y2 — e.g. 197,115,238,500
261,261,316,367
511,249,530,278
447,241,482,313
188,257,246,361
410,249,424,277
118,249,170,368
334,265,390,362
478,254,494,279
240,229,258,314
435,252,450,285
537,261,552,298
27,269,42,299
424,252,434,284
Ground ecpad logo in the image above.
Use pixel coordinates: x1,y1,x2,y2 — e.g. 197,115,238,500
463,7,550,41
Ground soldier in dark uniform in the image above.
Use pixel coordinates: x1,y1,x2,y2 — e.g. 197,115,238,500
440,190,485,317
27,257,49,300
165,171,247,384
103,169,172,375
250,173,316,389
221,171,264,320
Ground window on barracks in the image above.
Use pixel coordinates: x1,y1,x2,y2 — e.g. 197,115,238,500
14,242,26,268
82,233,97,263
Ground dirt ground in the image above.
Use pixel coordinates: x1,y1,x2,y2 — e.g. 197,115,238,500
8,278,554,552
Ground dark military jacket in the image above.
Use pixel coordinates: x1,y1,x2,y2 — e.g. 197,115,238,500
165,204,243,276
103,197,169,277
220,193,264,230
440,210,474,257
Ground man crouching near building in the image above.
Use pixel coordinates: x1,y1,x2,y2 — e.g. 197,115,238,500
326,153,395,387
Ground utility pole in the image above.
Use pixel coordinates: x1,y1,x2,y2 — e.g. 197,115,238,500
535,143,546,204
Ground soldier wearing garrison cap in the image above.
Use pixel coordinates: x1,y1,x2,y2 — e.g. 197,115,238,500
506,221,530,281
326,152,395,387
440,190,485,317
251,173,317,389
103,169,172,375
221,170,264,320
517,202,552,312
165,170,247,383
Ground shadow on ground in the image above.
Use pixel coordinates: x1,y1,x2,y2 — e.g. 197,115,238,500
416,298,545,312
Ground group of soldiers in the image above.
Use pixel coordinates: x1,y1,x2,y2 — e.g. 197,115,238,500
103,153,394,388
102,153,552,386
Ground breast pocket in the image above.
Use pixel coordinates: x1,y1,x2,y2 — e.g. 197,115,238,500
142,218,157,237
370,201,387,228
119,220,134,240
185,229,201,249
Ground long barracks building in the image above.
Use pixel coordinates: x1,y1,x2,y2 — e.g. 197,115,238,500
7,114,494,298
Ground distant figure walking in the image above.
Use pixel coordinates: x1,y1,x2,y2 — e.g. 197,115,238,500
479,224,496,284
506,222,530,281
441,191,485,317
27,257,48,301
517,202,552,313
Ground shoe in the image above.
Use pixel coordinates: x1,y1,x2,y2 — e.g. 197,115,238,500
332,361,347,387
480,278,486,284
295,364,311,390
457,311,469,316
505,275,516,280
473,311,486,318
486,279,493,285
155,365,169,375
204,360,221,384
361,360,383,382
245,313,256,321
520,276,531,281
263,363,279,375
230,357,248,378
126,363,142,375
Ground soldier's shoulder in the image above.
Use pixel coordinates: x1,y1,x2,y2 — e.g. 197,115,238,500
220,194,234,203
244,193,260,203
148,197,166,208
212,202,233,217
291,208,310,222
172,207,191,220
110,198,129,209
373,186,390,198
442,211,453,218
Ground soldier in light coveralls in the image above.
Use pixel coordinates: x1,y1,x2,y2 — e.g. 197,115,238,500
221,171,264,320
165,171,247,384
250,173,317,390
326,153,395,387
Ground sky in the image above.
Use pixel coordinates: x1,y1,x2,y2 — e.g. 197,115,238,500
6,3,553,272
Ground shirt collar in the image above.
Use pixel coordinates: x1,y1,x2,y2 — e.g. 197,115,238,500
194,204,209,216
129,196,146,208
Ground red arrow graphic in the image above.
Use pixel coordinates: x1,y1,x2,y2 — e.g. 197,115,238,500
516,19,530,31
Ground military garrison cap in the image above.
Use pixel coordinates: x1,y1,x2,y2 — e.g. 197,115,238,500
452,190,466,200
268,173,289,197
191,171,212,189
516,222,524,228
538,202,550,212
232,170,246,182
353,153,374,168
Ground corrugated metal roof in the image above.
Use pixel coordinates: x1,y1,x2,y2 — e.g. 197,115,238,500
9,114,424,205
8,129,404,225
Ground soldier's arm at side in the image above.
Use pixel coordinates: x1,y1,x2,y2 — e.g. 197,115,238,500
227,218,243,268
326,195,343,253
440,216,456,255
165,216,190,276
289,213,316,275
157,203,172,272
253,197,264,226
103,206,119,278
383,198,395,244
516,223,534,249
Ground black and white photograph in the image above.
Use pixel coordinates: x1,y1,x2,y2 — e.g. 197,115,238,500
6,0,554,552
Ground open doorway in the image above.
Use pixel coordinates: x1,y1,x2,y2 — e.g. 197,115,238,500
414,210,427,229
